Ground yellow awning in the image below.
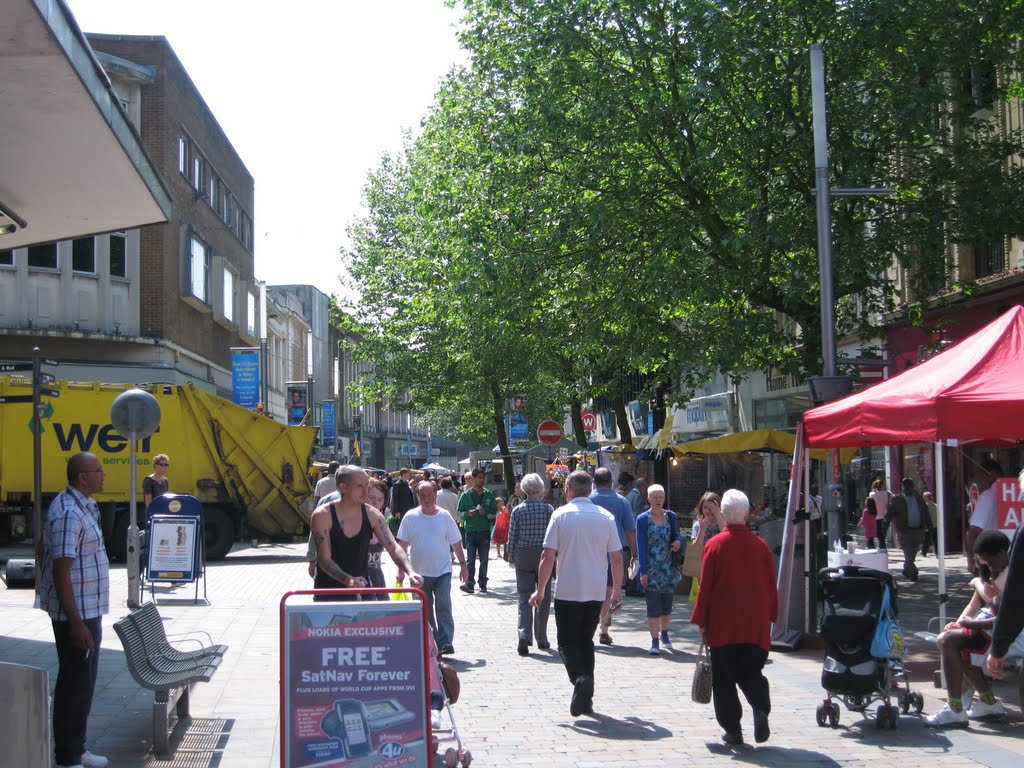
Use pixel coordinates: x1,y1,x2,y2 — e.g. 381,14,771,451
671,429,858,462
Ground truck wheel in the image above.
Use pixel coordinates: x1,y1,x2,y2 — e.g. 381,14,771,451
203,507,235,560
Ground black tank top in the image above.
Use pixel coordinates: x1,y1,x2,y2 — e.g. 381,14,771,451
314,503,372,594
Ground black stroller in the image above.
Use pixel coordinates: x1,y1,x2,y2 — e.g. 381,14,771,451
816,565,923,729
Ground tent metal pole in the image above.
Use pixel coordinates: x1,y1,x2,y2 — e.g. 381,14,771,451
804,439,813,635
934,441,948,688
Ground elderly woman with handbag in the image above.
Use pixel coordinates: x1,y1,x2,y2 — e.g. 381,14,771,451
635,484,682,655
690,489,778,747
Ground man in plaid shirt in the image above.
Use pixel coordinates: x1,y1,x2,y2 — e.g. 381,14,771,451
506,473,554,656
36,452,110,768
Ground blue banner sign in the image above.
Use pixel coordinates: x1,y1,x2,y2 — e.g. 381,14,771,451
321,402,335,448
232,350,260,410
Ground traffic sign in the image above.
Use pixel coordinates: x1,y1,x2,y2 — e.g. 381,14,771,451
0,395,34,404
0,363,32,373
43,357,59,367
40,388,60,398
38,373,55,385
537,420,563,445
580,411,598,431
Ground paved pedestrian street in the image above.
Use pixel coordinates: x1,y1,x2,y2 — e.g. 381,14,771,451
1,543,1020,767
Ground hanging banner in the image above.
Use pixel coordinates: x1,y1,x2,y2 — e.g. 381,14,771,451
322,402,336,449
231,349,260,410
280,592,430,768
508,396,529,443
287,383,308,427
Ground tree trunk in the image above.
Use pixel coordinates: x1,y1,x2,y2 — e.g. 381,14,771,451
491,381,516,497
610,392,632,446
569,397,587,449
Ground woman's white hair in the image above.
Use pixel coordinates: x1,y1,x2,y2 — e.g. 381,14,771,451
647,483,665,497
520,472,546,498
720,489,750,524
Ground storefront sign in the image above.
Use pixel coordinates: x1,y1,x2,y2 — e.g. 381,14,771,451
280,594,430,768
996,477,1023,533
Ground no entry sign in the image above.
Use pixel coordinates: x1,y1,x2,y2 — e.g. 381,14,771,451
537,420,563,445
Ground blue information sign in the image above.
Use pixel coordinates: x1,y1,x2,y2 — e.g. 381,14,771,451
321,402,336,448
232,350,260,409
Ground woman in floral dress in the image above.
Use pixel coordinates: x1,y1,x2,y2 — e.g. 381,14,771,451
636,484,683,655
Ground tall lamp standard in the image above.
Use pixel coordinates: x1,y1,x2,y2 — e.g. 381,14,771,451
259,281,269,417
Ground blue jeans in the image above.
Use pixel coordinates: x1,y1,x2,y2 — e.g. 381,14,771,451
465,530,491,588
422,572,455,650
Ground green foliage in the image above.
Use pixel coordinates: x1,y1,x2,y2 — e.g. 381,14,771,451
342,0,1024,442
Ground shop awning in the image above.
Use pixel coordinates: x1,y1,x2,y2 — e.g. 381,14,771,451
672,429,855,462
0,0,171,247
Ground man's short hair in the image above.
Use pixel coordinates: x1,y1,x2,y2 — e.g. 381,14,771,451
520,473,546,498
980,457,1004,476
471,467,485,479
635,477,648,490
399,467,410,476
975,529,1010,557
566,470,593,497
720,489,750,524
617,472,633,486
67,452,95,484
593,467,613,487
440,477,453,489
327,461,340,474
336,464,366,487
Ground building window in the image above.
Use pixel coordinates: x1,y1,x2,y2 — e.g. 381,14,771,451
210,177,220,213
72,237,96,273
27,243,57,269
110,232,127,278
192,155,203,190
223,192,233,228
189,235,210,303
0,250,12,266
974,241,1005,279
222,267,235,323
247,291,257,337
178,137,187,174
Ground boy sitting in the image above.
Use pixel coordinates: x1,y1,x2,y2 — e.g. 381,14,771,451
925,529,1010,727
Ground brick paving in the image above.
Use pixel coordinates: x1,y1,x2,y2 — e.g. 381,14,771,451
1,543,1020,767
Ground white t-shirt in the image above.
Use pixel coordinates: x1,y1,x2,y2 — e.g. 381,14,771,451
543,497,620,602
314,475,336,502
397,507,463,578
970,484,999,530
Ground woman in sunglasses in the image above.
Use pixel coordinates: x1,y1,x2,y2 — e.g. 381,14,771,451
144,454,171,510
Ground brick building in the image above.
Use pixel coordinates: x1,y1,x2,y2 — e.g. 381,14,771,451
0,34,259,396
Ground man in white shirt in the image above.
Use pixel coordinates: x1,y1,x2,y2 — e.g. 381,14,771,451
398,482,468,656
966,458,1003,570
313,461,339,505
531,470,622,717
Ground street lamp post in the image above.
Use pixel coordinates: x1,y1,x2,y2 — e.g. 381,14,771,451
259,281,269,417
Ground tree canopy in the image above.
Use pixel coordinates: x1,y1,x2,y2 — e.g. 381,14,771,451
339,0,1024,447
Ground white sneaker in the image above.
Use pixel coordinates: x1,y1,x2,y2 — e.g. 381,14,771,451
925,704,969,728
966,699,1007,720
82,751,109,768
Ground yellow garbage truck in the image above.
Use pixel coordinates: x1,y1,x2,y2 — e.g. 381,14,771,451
0,377,317,560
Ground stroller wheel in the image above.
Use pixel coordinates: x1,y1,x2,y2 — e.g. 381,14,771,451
899,692,911,714
829,703,840,727
443,747,459,768
913,692,924,714
816,703,827,727
459,748,473,766
876,704,888,729
889,707,900,729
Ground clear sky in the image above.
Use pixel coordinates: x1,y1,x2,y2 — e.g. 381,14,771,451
66,0,466,298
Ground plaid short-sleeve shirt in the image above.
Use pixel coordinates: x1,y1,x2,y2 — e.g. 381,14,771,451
36,486,110,621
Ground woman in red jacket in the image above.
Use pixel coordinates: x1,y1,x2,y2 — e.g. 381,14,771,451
691,489,778,747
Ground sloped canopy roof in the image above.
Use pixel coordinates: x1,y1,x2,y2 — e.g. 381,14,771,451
804,305,1024,447
0,0,170,247
671,428,849,461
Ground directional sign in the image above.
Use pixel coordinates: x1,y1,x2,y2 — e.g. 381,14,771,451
38,373,55,385
537,420,564,445
0,363,32,373
0,395,34,404
43,358,59,367
40,388,60,398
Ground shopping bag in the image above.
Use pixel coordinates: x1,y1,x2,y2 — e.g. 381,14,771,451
392,582,410,601
688,577,700,602
681,539,704,578
869,585,905,658
691,642,713,704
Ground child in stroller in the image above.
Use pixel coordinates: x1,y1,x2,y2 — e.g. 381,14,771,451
816,565,922,729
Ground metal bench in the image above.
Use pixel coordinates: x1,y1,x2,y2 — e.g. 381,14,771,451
112,605,227,755
127,602,228,662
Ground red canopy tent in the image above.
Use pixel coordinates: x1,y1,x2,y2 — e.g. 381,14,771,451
773,304,1024,648
803,304,1024,447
